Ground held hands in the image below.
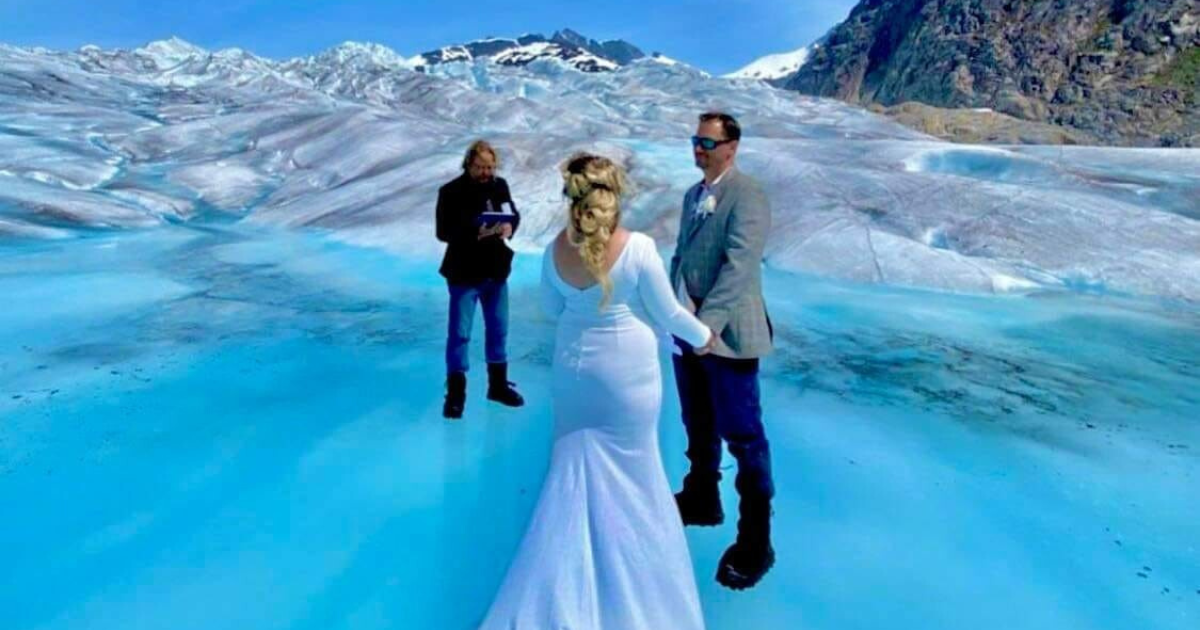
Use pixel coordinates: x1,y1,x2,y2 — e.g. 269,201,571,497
695,328,718,356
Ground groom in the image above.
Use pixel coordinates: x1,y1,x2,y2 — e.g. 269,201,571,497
670,112,775,590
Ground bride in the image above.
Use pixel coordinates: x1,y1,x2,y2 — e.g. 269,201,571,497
478,153,715,629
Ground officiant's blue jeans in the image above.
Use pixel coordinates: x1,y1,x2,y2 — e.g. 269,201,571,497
446,280,508,375
673,347,775,499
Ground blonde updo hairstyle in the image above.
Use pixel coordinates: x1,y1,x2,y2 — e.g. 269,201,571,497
561,153,628,307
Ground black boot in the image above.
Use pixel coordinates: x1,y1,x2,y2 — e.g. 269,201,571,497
716,495,775,590
443,372,467,419
674,473,724,527
486,363,524,407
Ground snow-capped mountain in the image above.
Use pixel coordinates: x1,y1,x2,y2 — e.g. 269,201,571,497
416,29,644,73
301,41,421,70
75,36,299,90
134,36,209,68
725,45,814,81
492,42,617,73
645,53,681,66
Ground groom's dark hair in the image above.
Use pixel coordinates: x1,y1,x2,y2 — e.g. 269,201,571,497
699,112,741,142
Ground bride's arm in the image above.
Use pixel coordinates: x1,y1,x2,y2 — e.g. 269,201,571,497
540,245,565,319
635,236,711,348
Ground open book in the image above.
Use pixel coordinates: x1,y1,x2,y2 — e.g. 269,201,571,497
476,200,518,225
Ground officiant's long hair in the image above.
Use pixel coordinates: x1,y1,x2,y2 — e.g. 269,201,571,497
562,153,627,307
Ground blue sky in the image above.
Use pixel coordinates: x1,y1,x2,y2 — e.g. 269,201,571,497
0,0,857,74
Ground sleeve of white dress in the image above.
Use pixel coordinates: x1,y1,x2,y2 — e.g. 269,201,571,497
635,235,711,348
540,244,566,319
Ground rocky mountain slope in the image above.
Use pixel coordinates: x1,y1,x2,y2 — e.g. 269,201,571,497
786,0,1199,146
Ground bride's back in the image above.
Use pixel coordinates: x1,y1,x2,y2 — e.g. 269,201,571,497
552,228,631,290
544,230,660,320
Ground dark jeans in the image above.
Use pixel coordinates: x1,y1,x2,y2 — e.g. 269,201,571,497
673,343,775,500
446,280,508,375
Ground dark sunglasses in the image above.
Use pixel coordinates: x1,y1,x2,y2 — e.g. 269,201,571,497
691,135,734,151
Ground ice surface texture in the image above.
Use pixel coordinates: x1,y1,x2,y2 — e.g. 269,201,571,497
2,41,1197,299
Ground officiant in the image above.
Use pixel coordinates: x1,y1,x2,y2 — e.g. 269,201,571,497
435,140,525,419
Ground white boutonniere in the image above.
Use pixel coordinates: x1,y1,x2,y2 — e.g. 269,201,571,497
697,194,716,217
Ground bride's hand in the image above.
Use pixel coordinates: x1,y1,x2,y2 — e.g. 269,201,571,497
695,329,717,356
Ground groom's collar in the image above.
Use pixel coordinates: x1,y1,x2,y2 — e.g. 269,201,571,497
702,165,735,190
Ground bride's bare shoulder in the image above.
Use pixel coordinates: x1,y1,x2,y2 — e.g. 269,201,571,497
624,229,652,249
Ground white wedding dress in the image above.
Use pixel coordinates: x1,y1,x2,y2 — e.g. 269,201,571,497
478,232,711,630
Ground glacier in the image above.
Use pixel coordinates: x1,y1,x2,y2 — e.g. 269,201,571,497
1,38,1198,630
1,40,1196,299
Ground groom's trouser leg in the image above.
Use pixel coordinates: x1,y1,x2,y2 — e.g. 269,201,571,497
705,356,774,500
673,346,723,484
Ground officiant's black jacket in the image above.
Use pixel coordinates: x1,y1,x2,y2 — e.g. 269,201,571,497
436,174,521,285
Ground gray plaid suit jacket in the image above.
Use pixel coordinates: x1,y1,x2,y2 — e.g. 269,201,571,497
669,167,773,359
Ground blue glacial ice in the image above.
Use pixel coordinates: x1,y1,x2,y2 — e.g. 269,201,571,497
1,225,1197,630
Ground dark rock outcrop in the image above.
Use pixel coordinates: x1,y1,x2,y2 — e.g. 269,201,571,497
786,0,1199,146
